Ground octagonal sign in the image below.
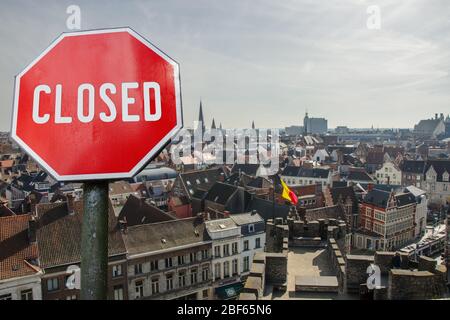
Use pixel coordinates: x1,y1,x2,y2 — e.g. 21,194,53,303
11,28,182,181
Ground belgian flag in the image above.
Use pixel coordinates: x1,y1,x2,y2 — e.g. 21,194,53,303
272,174,298,205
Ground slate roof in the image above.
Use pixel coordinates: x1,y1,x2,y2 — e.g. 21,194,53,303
228,212,264,225
36,200,126,269
205,218,237,232
400,160,425,174
366,150,384,164
247,197,291,221
424,160,450,182
281,166,330,179
180,167,226,197
414,119,442,133
347,170,374,182
395,192,416,207
0,214,39,280
117,195,175,227
204,182,239,205
122,217,210,255
230,164,260,176
363,189,391,208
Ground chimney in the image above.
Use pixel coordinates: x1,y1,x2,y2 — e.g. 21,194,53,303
67,194,75,215
367,183,374,192
223,210,230,217
440,113,444,120
28,216,37,243
435,113,438,120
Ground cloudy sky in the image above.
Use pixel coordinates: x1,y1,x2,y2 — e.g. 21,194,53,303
1,0,449,131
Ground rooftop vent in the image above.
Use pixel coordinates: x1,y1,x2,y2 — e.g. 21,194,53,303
219,224,226,229
161,238,167,244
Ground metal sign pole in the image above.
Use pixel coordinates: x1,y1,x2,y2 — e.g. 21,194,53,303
80,181,109,300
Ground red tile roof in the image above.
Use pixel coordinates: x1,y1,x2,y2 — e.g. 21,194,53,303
0,214,39,280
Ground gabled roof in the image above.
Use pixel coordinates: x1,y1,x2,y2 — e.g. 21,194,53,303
363,189,391,208
424,160,450,182
0,214,39,280
36,200,126,268
180,167,226,197
122,217,209,255
400,160,425,174
281,166,330,179
118,195,175,227
247,197,291,221
204,182,239,205
228,212,264,225
347,170,373,182
395,192,416,207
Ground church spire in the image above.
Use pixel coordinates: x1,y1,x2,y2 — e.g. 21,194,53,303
198,100,205,131
252,121,255,129
211,118,216,129
219,122,222,130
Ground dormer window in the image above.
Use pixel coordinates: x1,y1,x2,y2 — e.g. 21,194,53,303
248,224,255,233
443,171,449,182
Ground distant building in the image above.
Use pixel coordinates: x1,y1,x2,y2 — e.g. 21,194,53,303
303,112,328,134
285,125,304,136
413,113,446,138
281,166,333,188
423,160,450,205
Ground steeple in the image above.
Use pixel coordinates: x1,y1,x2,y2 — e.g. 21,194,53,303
252,121,255,129
198,100,205,131
219,123,222,130
211,118,216,129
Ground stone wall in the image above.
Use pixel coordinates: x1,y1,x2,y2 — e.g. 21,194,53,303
327,238,346,292
265,252,288,289
345,254,374,294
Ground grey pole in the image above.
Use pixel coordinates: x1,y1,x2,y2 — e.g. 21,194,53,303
81,181,109,300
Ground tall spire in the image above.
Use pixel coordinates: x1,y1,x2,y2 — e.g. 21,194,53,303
252,121,255,129
211,118,216,129
219,122,222,130
198,100,205,131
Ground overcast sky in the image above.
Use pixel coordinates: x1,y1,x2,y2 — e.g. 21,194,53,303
1,0,449,131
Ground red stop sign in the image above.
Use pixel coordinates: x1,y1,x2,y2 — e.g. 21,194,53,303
11,28,182,181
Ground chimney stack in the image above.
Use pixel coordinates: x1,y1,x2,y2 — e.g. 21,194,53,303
28,216,37,243
435,113,438,120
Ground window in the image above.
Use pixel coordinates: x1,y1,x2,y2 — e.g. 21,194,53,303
112,264,122,277
223,244,230,256
0,294,12,300
178,272,186,287
135,280,144,299
244,240,249,251
178,255,185,265
223,261,230,278
66,295,77,300
243,256,250,272
47,278,59,292
232,259,238,275
214,246,221,258
166,274,174,290
202,266,209,282
113,285,124,300
190,252,197,263
248,224,255,233
190,269,198,284
165,257,173,269
201,249,209,260
255,238,261,249
232,242,238,254
20,289,33,300
151,278,159,294
134,263,143,275
214,263,221,280
202,289,209,299
150,260,159,271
